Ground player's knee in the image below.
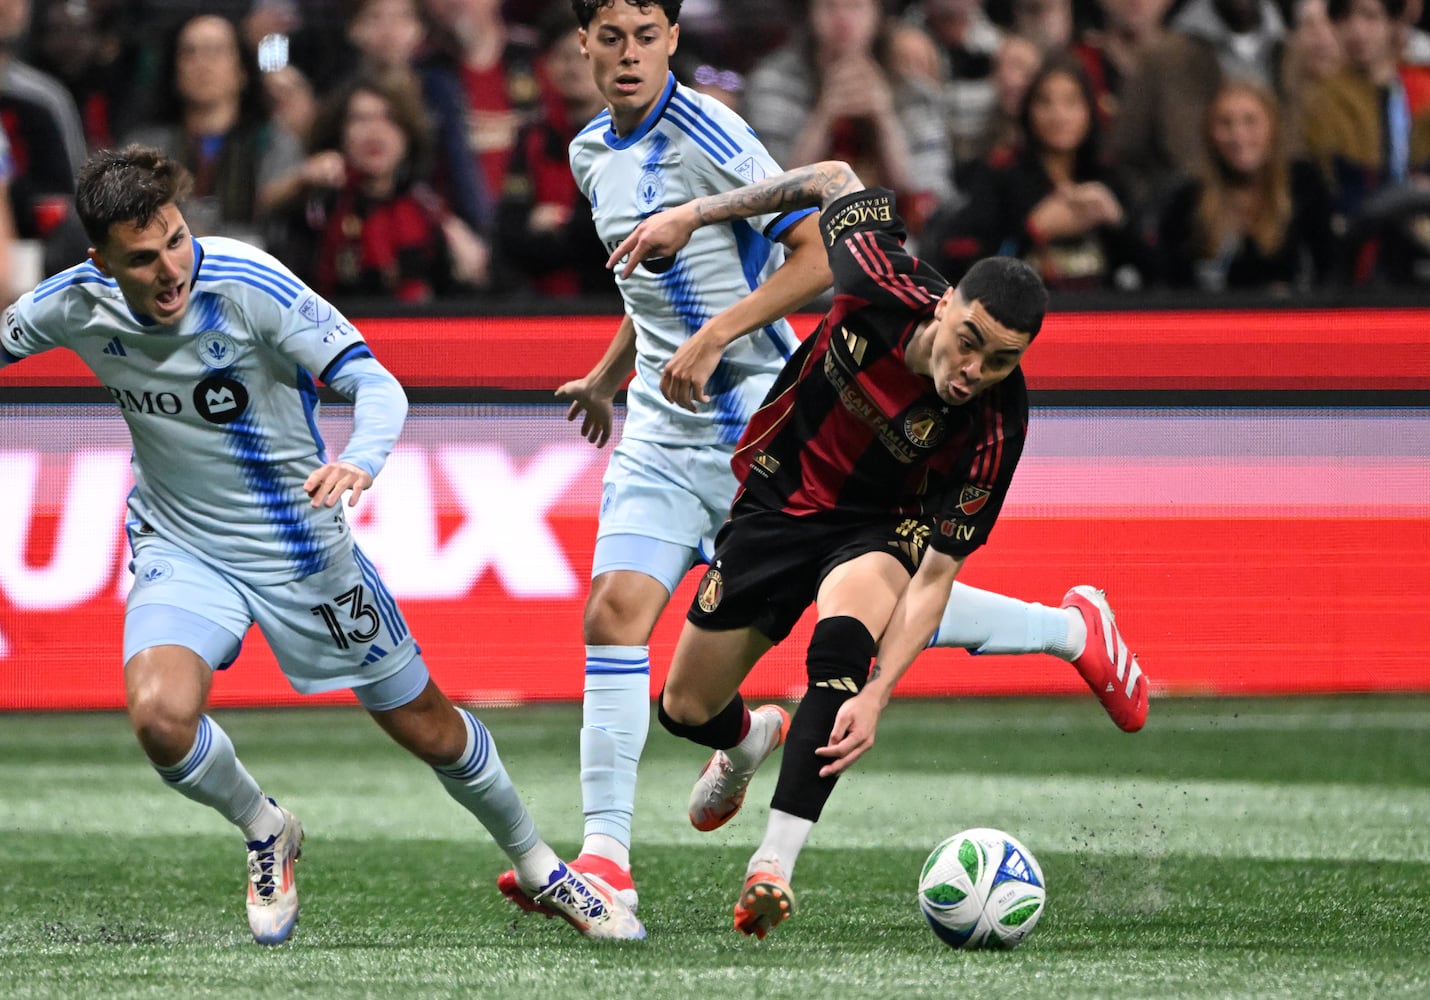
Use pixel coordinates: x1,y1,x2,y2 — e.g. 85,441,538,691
806,616,876,693
582,585,657,645
657,685,714,731
126,689,201,764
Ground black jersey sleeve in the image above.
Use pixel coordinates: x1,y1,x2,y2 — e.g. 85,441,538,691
820,188,947,321
926,377,1029,557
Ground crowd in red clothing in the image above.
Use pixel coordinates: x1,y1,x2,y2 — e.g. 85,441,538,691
3,0,1429,307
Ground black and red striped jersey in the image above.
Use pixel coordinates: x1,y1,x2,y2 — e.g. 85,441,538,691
731,188,1028,557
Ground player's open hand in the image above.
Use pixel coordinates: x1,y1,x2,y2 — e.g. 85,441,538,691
661,331,722,411
607,204,699,279
815,690,883,777
304,461,373,509
555,377,615,447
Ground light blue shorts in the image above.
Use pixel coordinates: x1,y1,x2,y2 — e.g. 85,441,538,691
593,437,738,593
124,533,424,706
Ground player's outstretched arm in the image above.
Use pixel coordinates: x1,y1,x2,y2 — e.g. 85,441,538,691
607,160,865,279
555,314,636,447
660,213,831,411
816,548,964,777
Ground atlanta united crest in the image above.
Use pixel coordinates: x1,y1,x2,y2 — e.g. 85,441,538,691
696,567,724,613
903,407,946,449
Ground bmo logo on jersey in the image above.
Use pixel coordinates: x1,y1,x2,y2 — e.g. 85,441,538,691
193,376,250,424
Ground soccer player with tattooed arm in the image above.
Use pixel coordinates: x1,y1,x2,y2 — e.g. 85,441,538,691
609,159,1145,938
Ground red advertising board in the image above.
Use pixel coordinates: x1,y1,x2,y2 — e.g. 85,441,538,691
3,400,1427,710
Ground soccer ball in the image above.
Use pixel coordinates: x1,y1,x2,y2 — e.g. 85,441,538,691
917,827,1046,950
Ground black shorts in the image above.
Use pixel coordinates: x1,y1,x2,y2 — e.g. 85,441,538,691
687,502,931,643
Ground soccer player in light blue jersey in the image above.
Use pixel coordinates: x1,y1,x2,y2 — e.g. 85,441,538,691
0,145,645,944
498,0,1148,924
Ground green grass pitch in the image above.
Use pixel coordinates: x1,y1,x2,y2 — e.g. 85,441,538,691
2,695,1427,999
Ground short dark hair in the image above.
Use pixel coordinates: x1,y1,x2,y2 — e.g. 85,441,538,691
1327,0,1404,20
75,145,194,248
956,256,1048,339
570,0,682,30
308,73,435,185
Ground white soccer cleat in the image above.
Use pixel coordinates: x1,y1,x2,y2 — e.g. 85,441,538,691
245,804,303,945
733,853,797,940
525,861,647,941
688,704,791,832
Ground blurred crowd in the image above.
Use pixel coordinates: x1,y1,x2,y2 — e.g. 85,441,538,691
3,0,1430,308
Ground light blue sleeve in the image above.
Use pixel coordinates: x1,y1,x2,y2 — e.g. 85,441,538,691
324,353,409,480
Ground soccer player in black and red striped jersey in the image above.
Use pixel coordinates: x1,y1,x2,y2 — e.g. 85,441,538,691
609,159,1062,939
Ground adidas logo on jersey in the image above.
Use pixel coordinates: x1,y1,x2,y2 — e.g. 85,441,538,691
102,337,126,356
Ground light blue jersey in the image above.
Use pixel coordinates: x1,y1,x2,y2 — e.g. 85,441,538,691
3,237,377,585
570,74,814,447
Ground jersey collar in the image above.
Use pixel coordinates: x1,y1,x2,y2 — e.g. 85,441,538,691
603,73,677,150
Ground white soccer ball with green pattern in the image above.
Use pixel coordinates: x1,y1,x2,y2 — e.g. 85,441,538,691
917,827,1046,949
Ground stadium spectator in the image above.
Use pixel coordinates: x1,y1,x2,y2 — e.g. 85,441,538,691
1303,0,1430,282
0,142,645,945
1157,80,1337,292
336,0,490,235
495,14,611,298
0,0,88,245
981,32,1043,166
418,0,547,231
122,14,304,244
29,0,146,151
743,0,954,233
1072,0,1174,135
1399,0,1430,63
0,120,17,303
925,53,1145,291
273,73,488,302
900,0,1004,166
1280,0,1346,156
1012,0,1075,53
1113,0,1287,217
607,160,1142,940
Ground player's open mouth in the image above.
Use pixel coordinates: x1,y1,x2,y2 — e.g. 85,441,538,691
945,381,971,401
155,286,183,310
613,75,642,94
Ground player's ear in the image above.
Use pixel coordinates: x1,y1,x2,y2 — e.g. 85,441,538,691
933,285,957,322
88,247,112,277
578,27,589,57
668,22,679,55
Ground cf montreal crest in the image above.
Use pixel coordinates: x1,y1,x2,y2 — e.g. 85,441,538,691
635,168,665,213
193,375,249,424
197,331,237,369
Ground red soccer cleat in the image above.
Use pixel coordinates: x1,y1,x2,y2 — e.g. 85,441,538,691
1062,586,1149,733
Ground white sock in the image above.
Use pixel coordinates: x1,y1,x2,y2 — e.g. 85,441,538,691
753,809,814,879
725,705,769,771
153,714,281,843
579,645,650,858
433,708,547,881
930,583,1084,659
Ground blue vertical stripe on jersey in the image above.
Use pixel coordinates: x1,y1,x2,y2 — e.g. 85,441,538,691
352,545,407,643
224,408,325,577
657,257,745,442
731,219,796,361
191,292,227,339
296,367,328,462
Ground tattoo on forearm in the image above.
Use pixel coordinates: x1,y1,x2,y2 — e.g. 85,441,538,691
870,662,883,682
693,162,863,226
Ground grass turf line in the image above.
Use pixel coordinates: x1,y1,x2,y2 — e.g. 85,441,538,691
0,696,1426,999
